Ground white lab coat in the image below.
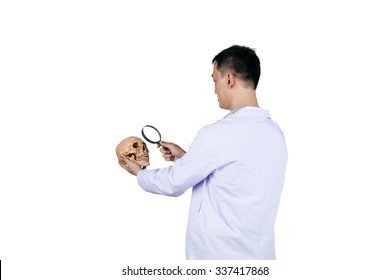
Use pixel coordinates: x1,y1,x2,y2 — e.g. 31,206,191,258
137,107,288,259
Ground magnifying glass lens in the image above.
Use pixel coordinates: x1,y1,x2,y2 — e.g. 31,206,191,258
142,125,162,144
141,125,170,153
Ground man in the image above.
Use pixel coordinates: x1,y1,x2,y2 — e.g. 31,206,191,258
118,45,288,260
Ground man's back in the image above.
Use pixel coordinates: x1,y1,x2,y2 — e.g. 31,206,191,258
185,107,288,259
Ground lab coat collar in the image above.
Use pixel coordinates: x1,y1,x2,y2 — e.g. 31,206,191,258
223,106,270,120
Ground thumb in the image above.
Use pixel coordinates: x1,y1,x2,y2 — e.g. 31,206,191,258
159,141,174,154
159,141,173,148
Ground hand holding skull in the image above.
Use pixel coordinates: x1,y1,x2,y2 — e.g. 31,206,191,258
116,136,150,176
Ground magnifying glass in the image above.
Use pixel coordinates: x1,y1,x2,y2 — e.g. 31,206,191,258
141,125,170,152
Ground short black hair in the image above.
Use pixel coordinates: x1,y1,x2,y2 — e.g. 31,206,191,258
212,45,261,89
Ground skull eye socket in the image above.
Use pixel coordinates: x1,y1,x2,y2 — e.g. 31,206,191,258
126,153,136,160
132,142,139,148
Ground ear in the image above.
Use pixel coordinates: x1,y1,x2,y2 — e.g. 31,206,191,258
226,72,236,88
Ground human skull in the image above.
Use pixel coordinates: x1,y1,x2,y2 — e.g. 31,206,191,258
116,136,150,169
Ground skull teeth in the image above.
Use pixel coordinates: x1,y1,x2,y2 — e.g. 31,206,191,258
127,154,148,160
138,155,149,161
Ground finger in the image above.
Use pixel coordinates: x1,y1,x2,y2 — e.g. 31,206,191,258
163,154,174,161
119,154,139,165
118,160,128,169
159,147,170,154
118,154,130,164
158,142,165,150
159,141,170,148
162,146,171,153
160,141,173,153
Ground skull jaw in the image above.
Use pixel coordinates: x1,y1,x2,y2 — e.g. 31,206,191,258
126,153,150,169
133,157,150,169
139,160,150,169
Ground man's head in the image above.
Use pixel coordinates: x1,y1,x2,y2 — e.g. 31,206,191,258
212,45,260,110
116,136,150,169
212,45,261,90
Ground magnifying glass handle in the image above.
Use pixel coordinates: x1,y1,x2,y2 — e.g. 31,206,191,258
160,145,171,153
157,141,170,153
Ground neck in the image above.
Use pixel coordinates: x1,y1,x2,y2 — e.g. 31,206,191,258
229,90,259,111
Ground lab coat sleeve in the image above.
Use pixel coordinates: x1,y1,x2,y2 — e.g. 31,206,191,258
136,126,220,197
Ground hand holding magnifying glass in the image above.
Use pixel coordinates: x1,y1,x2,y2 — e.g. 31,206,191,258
141,125,186,161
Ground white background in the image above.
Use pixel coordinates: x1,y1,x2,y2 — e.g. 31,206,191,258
1,0,389,279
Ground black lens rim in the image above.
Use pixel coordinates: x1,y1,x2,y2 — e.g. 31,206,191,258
141,125,162,144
